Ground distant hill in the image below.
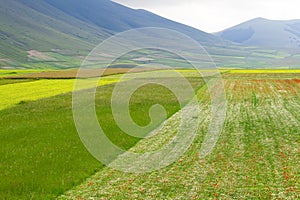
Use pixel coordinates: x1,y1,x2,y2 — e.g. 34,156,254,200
216,17,300,49
0,0,221,68
44,0,219,44
3,1,298,70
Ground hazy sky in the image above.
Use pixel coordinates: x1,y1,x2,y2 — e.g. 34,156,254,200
113,0,300,33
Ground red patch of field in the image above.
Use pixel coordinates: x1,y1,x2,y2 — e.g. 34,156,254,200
293,79,300,83
225,73,300,100
223,73,300,80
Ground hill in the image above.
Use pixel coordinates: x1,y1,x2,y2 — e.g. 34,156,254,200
0,0,221,69
216,17,300,49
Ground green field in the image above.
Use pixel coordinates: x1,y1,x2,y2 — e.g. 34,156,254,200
0,71,203,199
57,72,300,199
0,70,299,199
0,77,122,111
1,0,300,199
0,70,46,77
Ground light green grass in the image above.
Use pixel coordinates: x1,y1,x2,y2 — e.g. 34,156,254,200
0,79,37,86
0,70,45,77
0,70,203,111
0,77,121,110
0,74,204,199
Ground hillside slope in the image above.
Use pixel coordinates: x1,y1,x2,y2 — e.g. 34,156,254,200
216,17,300,49
0,0,221,69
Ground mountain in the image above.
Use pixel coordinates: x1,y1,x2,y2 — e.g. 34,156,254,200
44,0,219,44
0,0,222,69
216,17,300,49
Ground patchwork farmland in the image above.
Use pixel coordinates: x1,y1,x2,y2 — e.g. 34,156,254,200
1,0,300,199
0,70,299,199
59,71,300,199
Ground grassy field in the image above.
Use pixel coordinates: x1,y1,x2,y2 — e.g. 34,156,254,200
0,70,46,77
3,68,160,79
58,71,299,199
0,70,299,199
0,77,122,111
227,69,300,74
0,79,37,86
0,71,204,199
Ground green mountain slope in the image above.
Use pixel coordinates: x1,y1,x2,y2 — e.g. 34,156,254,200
0,0,112,66
0,0,222,69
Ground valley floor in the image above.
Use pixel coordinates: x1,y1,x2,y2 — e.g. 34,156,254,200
58,72,300,199
0,70,299,199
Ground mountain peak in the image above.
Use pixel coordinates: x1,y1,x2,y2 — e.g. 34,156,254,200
252,17,267,21
217,17,300,48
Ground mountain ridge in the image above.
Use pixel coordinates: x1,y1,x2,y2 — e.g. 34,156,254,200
0,0,223,68
216,17,300,49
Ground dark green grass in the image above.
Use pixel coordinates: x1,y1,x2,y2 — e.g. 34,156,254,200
0,77,203,199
